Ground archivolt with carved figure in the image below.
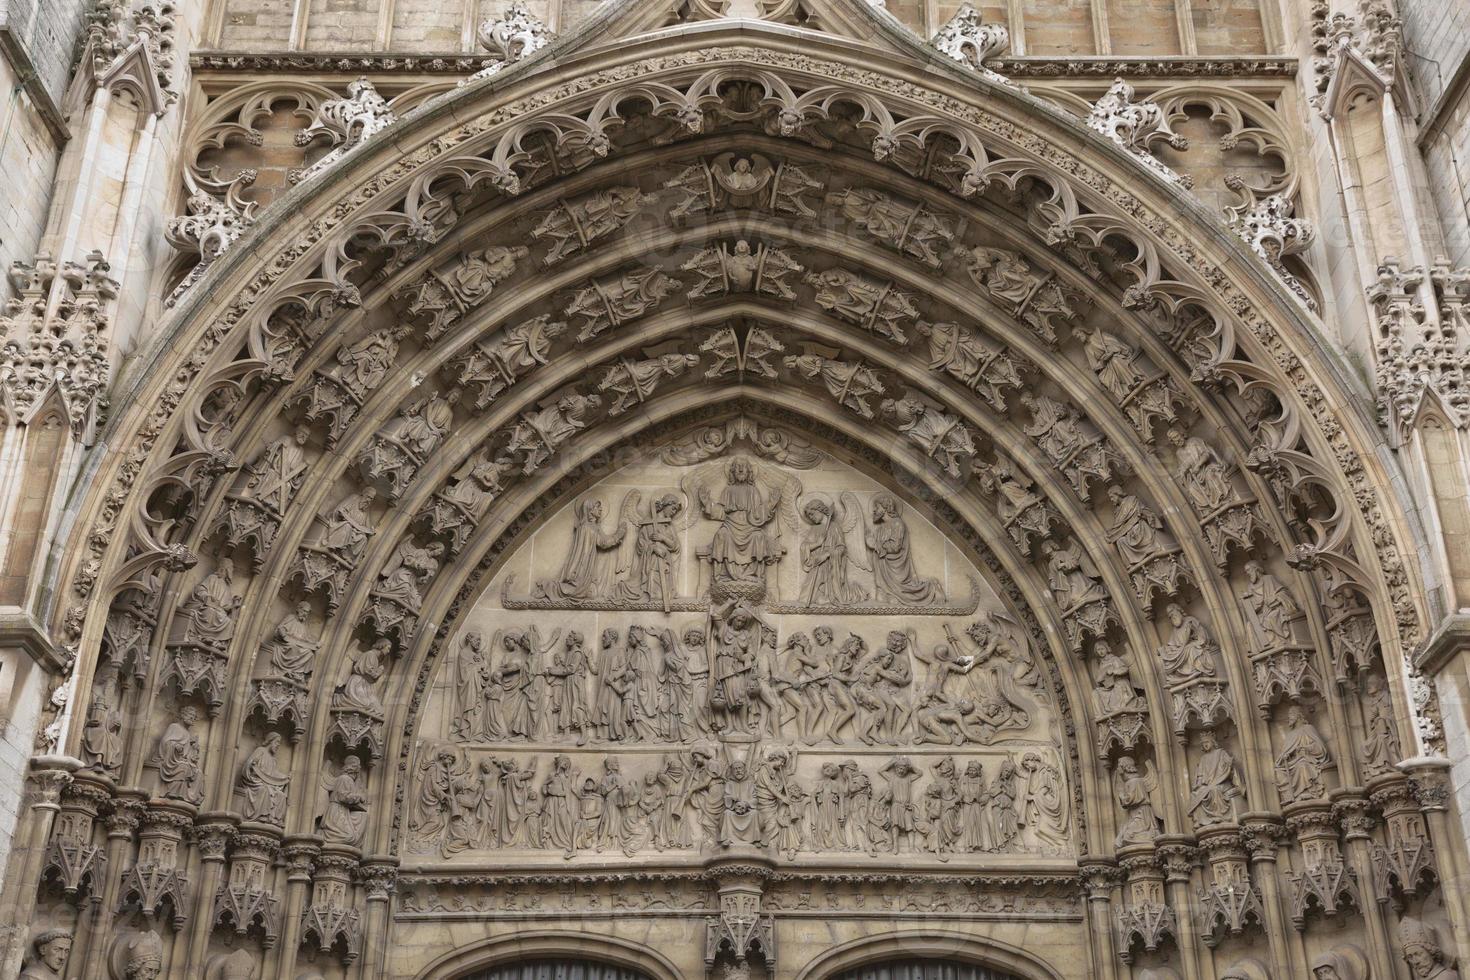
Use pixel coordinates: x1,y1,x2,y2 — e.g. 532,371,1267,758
4,2,1466,980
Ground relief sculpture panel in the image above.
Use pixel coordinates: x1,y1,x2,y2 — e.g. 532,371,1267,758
408,439,1072,866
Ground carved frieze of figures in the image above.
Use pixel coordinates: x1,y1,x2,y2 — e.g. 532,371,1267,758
784,353,886,418
1187,731,1246,828
701,323,784,379
976,454,1059,556
1113,755,1163,846
964,246,1078,345
663,153,821,220
1020,392,1127,501
564,266,682,341
161,565,242,715
916,321,1032,412
357,389,458,501
1106,485,1189,606
1093,643,1150,761
211,425,312,566
682,240,803,300
1239,561,1322,714
445,612,1045,750
598,353,700,415
1274,705,1333,803
449,315,566,410
292,324,412,445
288,487,378,611
397,245,529,342
1166,427,1262,565
532,186,655,266
533,498,628,602
1073,323,1185,440
363,537,444,646
501,392,601,473
882,394,976,479
407,743,1068,860
1040,538,1117,651
825,187,959,268
805,268,925,344
418,447,511,554
1158,602,1234,736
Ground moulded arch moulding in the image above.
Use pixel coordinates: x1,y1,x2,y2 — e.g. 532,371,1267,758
792,929,1066,980
410,929,685,980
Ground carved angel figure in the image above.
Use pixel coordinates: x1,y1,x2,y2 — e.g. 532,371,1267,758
1113,755,1162,846
599,353,699,415
612,491,685,609
319,487,377,559
681,240,802,300
798,493,870,606
784,353,885,418
372,538,444,614
1093,646,1147,716
333,641,387,717
534,498,627,601
1040,539,1107,613
882,394,976,479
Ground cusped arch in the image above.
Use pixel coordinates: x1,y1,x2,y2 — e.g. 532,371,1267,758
794,931,1064,980
411,931,683,980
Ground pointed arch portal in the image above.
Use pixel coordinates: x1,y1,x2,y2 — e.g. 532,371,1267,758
17,5,1469,980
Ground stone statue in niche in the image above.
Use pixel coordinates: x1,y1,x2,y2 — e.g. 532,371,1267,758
1309,944,1369,979
915,320,1030,412
784,353,886,419
1167,427,1238,513
1020,392,1125,500
824,187,957,268
421,448,511,553
501,392,601,473
1040,539,1110,645
19,928,71,980
320,755,370,846
1274,705,1333,803
977,454,1056,554
452,315,567,409
333,640,388,717
797,492,870,606
611,490,685,607
1187,730,1246,827
1361,672,1401,778
295,324,411,442
358,389,459,499
292,487,378,610
83,671,125,773
664,153,821,219
1399,917,1461,980
964,246,1075,344
882,394,976,479
108,929,163,980
1158,603,1220,685
804,267,924,344
534,498,627,601
240,425,311,513
1073,322,1181,435
1113,754,1163,845
260,601,320,683
598,352,700,415
755,745,807,860
565,266,681,341
532,186,655,266
1240,560,1302,650
239,732,290,825
1094,646,1147,716
151,704,205,804
173,564,242,651
366,538,444,640
864,493,946,606
1106,486,1177,566
204,949,257,980
682,240,804,300
399,246,529,341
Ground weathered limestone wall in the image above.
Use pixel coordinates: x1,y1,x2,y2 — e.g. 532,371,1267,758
1402,0,1470,265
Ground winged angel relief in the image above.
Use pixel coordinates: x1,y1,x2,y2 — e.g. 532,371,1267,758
511,455,975,613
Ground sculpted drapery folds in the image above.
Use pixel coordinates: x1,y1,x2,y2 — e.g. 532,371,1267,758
25,8,1465,978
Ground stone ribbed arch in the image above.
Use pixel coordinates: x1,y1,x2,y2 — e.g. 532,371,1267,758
25,15,1454,980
